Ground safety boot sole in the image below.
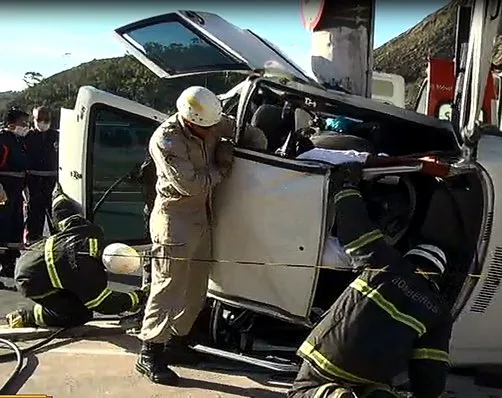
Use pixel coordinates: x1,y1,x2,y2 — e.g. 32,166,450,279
135,360,180,386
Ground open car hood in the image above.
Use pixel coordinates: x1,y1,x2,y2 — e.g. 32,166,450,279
114,10,317,85
460,0,502,139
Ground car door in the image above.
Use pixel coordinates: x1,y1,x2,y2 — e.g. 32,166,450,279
59,86,166,245
113,10,316,84
209,149,331,323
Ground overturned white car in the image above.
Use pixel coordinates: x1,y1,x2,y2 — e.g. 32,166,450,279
58,5,502,370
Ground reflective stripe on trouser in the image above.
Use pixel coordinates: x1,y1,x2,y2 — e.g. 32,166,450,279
289,361,397,398
139,223,211,343
88,238,99,257
33,303,46,326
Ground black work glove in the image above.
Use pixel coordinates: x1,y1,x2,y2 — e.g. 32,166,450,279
332,162,364,191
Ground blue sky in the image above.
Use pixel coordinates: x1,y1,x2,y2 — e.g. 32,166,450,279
0,1,448,92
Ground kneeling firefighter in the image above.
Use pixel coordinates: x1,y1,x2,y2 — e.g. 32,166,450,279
288,163,453,398
6,184,148,328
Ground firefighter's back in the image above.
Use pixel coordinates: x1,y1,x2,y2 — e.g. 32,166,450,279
299,264,451,384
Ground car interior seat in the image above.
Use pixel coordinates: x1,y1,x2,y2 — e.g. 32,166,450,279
250,104,294,153
310,132,376,153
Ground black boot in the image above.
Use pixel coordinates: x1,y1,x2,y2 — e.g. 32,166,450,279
163,335,202,366
135,342,180,385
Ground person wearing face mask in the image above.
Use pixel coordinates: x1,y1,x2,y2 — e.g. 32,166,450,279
24,106,59,246
135,86,267,386
0,107,29,277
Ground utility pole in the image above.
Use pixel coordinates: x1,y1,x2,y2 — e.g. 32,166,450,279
301,0,376,97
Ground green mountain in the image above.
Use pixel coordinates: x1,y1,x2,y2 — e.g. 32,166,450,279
0,2,495,117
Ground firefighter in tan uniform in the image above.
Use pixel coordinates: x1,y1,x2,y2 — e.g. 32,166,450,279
136,86,267,385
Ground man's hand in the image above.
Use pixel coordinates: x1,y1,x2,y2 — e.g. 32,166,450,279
332,162,364,189
215,140,234,177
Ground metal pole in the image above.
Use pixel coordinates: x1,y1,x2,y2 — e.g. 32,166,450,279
310,0,376,97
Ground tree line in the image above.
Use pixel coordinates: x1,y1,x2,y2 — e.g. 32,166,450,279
0,55,245,125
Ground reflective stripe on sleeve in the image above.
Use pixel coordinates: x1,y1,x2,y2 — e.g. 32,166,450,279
350,278,426,336
85,288,112,309
33,304,46,326
89,238,99,257
57,214,81,231
345,229,384,256
52,194,67,208
334,189,362,204
44,236,63,289
312,383,339,398
298,341,377,384
128,291,139,310
411,348,450,364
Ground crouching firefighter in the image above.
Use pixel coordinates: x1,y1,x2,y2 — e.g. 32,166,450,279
6,186,149,328
288,163,453,398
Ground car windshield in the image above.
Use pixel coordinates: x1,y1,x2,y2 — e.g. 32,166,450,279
123,20,244,73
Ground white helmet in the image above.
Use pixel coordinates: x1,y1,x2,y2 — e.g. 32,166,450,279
102,243,142,274
176,86,222,127
404,244,447,275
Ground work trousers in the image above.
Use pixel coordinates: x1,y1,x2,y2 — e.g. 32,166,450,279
29,290,93,328
0,177,24,271
139,216,211,343
288,362,397,398
25,175,57,244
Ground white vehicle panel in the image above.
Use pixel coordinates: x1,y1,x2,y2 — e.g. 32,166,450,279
209,150,329,321
58,107,82,206
59,86,166,218
450,135,502,365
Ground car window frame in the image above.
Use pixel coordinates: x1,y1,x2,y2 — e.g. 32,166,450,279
86,102,160,244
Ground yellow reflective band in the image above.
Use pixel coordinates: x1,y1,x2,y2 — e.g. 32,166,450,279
57,214,81,231
350,278,426,336
345,229,384,256
128,291,139,310
44,236,63,289
89,238,99,257
85,288,112,309
313,385,350,398
299,341,377,384
53,194,67,208
33,303,46,326
334,189,362,204
411,348,450,364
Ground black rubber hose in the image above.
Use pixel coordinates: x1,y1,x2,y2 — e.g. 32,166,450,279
0,314,133,393
0,337,24,394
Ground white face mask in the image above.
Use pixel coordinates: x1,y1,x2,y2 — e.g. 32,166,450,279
35,122,50,132
13,126,29,137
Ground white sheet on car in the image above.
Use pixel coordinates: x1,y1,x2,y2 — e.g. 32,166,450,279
321,236,351,270
296,148,369,271
296,147,370,164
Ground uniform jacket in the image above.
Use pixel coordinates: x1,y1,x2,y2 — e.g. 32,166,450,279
148,113,267,217
298,187,453,398
25,128,59,176
0,128,27,176
15,193,142,315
